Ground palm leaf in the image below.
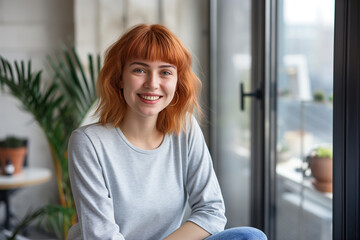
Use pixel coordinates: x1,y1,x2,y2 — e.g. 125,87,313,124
8,205,75,240
0,46,100,239
72,46,91,99
47,55,86,113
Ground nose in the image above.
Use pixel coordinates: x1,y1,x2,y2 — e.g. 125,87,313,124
144,72,159,89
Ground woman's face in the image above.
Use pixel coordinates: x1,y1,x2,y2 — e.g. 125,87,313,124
120,59,178,121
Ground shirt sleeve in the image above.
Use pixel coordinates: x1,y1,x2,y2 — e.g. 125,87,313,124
185,118,227,235
68,129,125,240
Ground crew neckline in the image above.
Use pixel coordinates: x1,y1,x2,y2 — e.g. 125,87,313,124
115,127,169,155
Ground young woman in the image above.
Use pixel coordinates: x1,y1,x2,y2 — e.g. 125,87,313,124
68,24,267,240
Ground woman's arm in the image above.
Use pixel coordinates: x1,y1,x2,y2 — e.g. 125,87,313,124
164,221,210,240
183,118,227,235
68,129,125,240
163,118,225,240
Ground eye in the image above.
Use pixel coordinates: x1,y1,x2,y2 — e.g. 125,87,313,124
161,70,172,76
133,68,145,74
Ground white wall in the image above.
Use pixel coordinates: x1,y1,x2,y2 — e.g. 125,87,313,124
0,0,74,223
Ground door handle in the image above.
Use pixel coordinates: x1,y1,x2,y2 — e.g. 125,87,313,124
240,83,262,111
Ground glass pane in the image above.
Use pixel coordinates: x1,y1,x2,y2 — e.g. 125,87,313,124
276,0,334,239
214,0,252,227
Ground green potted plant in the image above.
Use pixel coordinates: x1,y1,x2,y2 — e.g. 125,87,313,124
313,90,326,102
0,136,27,175
308,146,333,193
328,92,333,102
0,46,100,239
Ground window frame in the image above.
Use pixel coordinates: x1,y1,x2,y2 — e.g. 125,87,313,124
333,0,360,239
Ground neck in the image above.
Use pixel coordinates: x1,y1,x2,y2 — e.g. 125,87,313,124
120,115,164,150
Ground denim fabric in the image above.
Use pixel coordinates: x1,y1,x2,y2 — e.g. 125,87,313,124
205,227,268,240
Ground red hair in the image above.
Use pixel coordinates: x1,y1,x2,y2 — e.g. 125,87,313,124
96,24,202,134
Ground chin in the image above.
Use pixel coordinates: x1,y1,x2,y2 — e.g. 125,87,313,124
138,110,161,118
134,105,168,118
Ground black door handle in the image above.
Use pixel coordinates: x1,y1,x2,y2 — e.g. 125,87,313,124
240,83,262,111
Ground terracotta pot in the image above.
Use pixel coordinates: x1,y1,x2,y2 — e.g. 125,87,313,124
309,156,332,192
0,146,27,175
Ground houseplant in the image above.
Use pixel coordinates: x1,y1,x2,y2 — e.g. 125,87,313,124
308,146,333,193
313,90,326,102
0,136,27,175
0,46,100,239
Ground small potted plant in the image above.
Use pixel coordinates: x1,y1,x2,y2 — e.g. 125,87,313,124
0,136,27,175
328,92,333,102
308,146,332,193
313,90,326,102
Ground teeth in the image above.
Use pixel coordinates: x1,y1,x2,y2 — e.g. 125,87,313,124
140,95,160,101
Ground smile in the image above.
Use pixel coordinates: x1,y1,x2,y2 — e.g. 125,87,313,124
139,94,161,101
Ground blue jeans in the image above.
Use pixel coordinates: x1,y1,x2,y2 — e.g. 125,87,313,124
205,227,267,240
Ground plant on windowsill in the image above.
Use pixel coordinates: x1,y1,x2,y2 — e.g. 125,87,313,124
313,90,326,102
308,146,333,193
328,92,333,102
0,136,27,175
0,46,100,239
312,90,333,106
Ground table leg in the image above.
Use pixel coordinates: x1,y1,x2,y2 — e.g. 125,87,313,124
4,191,10,229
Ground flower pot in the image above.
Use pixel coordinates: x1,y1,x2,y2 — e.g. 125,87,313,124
309,156,332,193
0,146,27,175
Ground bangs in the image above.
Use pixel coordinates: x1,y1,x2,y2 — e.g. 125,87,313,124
121,26,189,71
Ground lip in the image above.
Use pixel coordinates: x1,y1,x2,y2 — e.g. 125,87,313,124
138,93,162,96
137,93,162,104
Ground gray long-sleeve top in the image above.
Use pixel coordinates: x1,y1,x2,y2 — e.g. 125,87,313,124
67,118,226,240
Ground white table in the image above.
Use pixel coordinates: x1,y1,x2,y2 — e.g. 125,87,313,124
0,167,51,229
0,167,51,190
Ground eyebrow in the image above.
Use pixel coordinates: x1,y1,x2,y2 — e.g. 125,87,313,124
129,62,176,69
